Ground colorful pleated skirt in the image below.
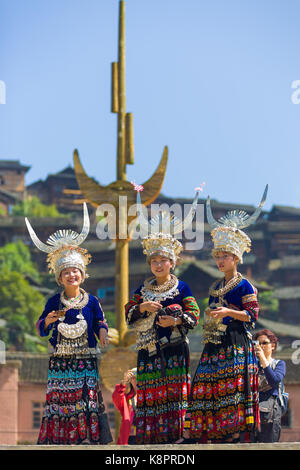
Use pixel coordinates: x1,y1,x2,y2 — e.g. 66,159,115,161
188,321,260,442
135,341,190,444
37,355,112,445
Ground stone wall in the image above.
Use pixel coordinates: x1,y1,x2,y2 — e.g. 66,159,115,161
0,361,21,445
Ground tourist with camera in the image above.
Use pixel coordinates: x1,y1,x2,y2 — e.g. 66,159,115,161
253,329,287,442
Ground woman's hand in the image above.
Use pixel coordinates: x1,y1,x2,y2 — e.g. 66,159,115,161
44,310,65,330
254,343,269,368
156,315,182,328
123,370,135,385
139,301,162,314
207,306,230,320
99,328,109,348
206,306,250,323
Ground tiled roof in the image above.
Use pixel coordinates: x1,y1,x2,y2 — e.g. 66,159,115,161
0,160,30,172
256,316,300,336
269,205,300,216
272,287,300,300
6,352,49,383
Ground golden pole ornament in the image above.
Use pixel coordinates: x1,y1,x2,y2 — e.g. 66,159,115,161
73,0,168,345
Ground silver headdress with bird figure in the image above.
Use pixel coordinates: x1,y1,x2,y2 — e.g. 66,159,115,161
133,185,200,264
25,203,92,283
206,185,268,263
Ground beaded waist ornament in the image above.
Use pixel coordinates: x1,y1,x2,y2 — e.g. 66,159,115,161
203,304,227,345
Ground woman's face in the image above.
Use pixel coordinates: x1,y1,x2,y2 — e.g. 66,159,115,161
214,251,238,273
130,377,137,390
150,255,173,279
60,267,83,288
257,334,275,356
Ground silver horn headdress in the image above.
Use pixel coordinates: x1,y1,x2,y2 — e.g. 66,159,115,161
206,185,268,263
25,203,92,283
134,188,199,264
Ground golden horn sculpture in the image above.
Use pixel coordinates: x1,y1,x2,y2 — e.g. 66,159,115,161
73,0,168,345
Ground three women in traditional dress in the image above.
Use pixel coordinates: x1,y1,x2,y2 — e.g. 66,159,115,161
27,185,267,446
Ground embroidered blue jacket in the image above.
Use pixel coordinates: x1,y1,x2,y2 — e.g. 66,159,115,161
209,277,259,327
36,293,108,349
125,280,200,341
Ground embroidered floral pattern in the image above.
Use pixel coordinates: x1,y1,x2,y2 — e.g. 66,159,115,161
188,343,259,440
135,348,190,444
37,356,112,445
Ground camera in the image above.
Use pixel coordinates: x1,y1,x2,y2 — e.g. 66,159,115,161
252,340,259,347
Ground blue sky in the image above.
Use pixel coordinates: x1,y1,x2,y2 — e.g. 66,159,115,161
1,0,300,210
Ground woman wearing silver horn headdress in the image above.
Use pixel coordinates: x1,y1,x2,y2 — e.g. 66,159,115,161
185,185,268,444
26,203,112,445
124,188,200,445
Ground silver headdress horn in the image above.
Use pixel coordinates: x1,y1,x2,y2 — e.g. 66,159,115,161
206,184,268,229
136,191,199,236
25,202,90,253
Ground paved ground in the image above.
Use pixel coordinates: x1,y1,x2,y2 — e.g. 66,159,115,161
0,442,300,450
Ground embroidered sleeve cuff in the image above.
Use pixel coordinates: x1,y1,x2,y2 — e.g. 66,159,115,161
243,303,259,325
125,293,143,324
182,296,200,327
36,318,52,337
98,321,108,331
242,295,259,323
127,304,146,325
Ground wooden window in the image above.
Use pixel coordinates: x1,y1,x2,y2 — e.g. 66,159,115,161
32,402,44,429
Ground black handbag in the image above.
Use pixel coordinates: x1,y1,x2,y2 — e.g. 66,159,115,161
259,396,276,424
98,412,113,444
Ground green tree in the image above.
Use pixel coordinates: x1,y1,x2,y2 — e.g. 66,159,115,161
258,291,279,321
104,310,116,329
0,269,46,352
12,195,62,217
190,297,208,334
0,241,40,281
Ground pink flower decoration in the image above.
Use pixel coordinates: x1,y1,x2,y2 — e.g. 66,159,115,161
131,181,144,192
194,182,206,192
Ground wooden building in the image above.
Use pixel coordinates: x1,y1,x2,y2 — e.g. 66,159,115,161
0,188,21,216
27,166,85,214
0,160,30,214
0,160,30,196
272,287,300,325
